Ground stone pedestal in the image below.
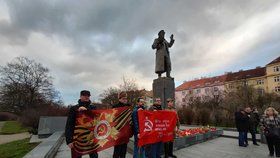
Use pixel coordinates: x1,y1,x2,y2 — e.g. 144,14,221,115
152,77,175,109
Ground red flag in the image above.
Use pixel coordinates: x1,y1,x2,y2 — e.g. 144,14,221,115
137,110,177,147
73,106,133,155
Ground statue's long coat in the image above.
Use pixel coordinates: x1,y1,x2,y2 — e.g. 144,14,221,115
152,38,174,74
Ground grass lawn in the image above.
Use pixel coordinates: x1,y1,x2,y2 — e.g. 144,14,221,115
0,138,39,158
0,121,29,134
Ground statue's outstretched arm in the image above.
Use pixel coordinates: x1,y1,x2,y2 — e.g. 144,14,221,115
168,34,175,47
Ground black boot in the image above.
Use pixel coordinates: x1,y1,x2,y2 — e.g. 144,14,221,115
168,142,177,158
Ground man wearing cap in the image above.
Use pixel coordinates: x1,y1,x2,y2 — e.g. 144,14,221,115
112,91,131,158
65,90,98,158
146,98,163,158
164,98,179,158
132,97,146,158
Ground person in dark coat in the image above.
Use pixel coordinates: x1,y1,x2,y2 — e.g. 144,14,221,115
65,90,98,158
112,91,131,158
235,107,249,147
132,97,146,158
252,107,260,133
246,107,259,145
146,97,163,158
164,98,179,158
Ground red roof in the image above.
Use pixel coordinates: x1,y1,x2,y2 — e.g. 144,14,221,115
176,75,227,91
225,67,266,82
267,56,280,66
176,67,266,91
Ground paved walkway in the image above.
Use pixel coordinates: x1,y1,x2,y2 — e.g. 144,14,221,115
175,137,268,158
0,121,31,144
55,141,133,158
0,132,30,144
223,130,261,140
55,137,268,158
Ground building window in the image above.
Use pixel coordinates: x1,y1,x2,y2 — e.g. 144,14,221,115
228,84,234,89
257,88,264,95
275,86,280,92
205,88,209,94
204,96,210,100
196,89,201,94
189,90,193,94
214,87,219,92
182,98,186,102
275,76,280,82
190,97,193,102
274,66,280,72
256,79,264,85
182,91,186,95
243,81,248,85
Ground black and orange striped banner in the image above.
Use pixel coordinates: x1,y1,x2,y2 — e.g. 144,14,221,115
73,106,133,155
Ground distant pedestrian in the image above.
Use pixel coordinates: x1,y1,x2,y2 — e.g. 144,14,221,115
246,107,259,146
235,107,249,147
252,107,260,133
260,107,280,157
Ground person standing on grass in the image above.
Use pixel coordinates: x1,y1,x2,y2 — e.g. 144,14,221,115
65,90,98,158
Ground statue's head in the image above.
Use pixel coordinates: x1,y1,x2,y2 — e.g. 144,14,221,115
158,30,165,38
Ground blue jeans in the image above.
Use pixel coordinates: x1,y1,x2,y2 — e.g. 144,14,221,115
134,135,145,158
238,131,248,146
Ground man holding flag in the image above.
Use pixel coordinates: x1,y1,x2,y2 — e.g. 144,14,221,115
132,97,146,158
164,98,180,158
112,91,131,158
65,90,98,158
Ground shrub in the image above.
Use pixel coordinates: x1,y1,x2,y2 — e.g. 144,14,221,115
19,104,68,134
0,112,18,121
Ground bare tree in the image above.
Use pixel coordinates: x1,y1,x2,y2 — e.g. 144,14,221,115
100,76,144,106
0,57,57,114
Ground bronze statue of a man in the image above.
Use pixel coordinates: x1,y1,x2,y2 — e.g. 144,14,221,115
152,30,175,78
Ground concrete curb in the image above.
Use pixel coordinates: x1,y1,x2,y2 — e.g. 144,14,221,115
24,131,64,158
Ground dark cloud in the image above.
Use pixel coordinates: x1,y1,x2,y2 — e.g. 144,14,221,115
1,0,280,104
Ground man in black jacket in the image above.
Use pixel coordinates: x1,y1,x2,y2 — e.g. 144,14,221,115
235,107,249,147
246,107,260,146
65,90,98,158
112,91,131,158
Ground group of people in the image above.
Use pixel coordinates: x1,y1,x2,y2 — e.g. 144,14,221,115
235,106,260,147
235,106,280,157
65,90,180,158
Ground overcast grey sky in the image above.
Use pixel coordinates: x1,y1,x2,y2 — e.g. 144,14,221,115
0,0,279,105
